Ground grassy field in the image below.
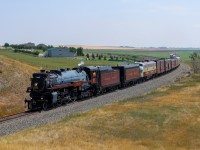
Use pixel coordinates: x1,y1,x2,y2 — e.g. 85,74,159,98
0,50,122,70
0,56,39,116
84,49,199,61
0,49,197,70
0,73,199,149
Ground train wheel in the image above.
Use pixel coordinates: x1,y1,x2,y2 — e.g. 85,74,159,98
42,102,48,111
72,96,77,102
66,97,71,103
89,91,93,98
62,100,67,105
28,102,33,110
52,103,57,108
57,101,62,106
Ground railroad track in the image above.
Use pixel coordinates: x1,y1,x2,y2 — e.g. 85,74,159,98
0,112,31,124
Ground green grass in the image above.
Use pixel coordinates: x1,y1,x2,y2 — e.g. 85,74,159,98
124,107,169,126
0,49,122,69
0,49,196,70
84,49,199,61
167,74,200,92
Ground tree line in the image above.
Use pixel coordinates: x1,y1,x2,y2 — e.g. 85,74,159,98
4,42,53,51
13,49,40,56
69,47,84,56
85,53,138,61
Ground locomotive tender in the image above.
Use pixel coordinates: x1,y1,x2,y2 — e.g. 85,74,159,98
25,55,180,110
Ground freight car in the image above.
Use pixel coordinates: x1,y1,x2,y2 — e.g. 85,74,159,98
79,66,120,94
164,59,171,72
25,55,180,111
153,59,165,75
113,64,140,87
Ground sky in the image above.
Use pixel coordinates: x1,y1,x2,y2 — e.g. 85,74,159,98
0,0,200,47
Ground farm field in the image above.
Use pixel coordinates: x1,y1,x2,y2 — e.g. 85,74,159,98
0,74,199,149
0,50,121,70
84,49,199,61
0,49,197,69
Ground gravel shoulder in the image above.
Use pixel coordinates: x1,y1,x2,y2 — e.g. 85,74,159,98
0,64,190,136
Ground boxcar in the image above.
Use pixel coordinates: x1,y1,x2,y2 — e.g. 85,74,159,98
113,64,140,86
164,59,171,72
176,59,180,67
79,66,120,93
171,59,177,69
99,66,120,88
153,59,165,75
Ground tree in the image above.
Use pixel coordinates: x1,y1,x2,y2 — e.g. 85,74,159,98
86,53,90,59
4,43,9,47
36,44,48,50
91,53,95,60
69,47,76,53
110,55,113,60
189,52,200,73
77,47,84,56
47,45,54,49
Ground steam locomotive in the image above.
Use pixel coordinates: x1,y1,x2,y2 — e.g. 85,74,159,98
25,55,180,110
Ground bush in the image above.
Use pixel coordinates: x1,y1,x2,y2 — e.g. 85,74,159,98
14,49,39,56
33,51,39,56
189,52,200,73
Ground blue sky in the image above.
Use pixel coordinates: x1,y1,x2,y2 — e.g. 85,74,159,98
0,0,200,47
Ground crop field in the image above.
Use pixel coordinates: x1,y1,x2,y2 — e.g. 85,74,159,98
84,49,199,61
0,74,199,149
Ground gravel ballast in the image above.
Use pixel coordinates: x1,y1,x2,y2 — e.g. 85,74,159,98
0,64,190,136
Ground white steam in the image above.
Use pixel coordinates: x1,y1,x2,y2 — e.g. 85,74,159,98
78,61,84,66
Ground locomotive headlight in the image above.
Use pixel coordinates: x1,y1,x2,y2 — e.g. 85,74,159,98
41,97,43,100
34,83,38,87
